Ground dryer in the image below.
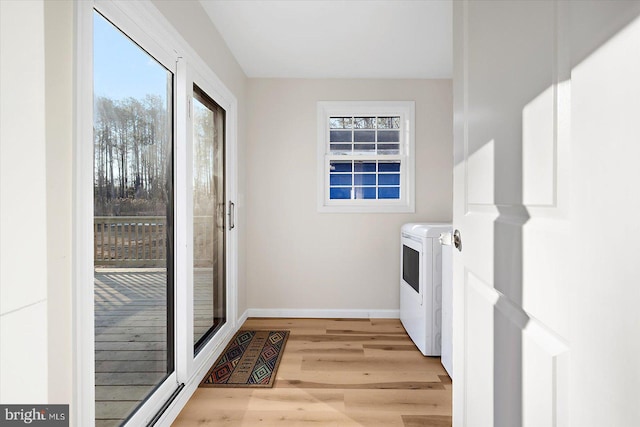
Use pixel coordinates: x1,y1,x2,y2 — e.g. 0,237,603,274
400,223,451,356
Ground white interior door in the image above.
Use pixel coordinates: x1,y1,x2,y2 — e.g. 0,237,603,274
452,1,640,426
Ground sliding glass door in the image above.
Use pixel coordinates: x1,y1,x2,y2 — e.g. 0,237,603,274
93,11,174,425
83,2,237,424
192,86,227,352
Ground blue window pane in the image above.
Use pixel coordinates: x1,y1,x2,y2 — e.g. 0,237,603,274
330,130,352,142
354,187,376,199
330,161,352,172
354,130,375,142
377,130,400,142
354,161,376,172
330,174,352,186
354,173,376,185
378,162,400,172
378,174,400,185
378,187,400,199
330,188,351,199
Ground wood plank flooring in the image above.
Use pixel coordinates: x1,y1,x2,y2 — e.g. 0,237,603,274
172,318,452,427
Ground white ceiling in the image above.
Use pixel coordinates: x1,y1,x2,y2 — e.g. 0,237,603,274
199,0,452,79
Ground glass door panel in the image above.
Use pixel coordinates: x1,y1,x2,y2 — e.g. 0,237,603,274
192,85,226,351
93,11,174,425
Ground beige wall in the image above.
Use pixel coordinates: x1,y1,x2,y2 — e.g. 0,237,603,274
246,79,452,313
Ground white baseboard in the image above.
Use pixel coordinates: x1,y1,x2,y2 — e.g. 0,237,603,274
246,308,400,319
237,308,249,326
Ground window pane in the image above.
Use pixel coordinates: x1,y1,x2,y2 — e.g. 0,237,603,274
93,11,173,425
330,188,351,199
330,130,352,142
330,117,352,129
354,187,377,199
377,144,400,154
378,117,400,129
378,187,400,199
354,173,376,185
330,144,352,153
378,162,401,172
330,161,352,173
353,144,375,152
354,117,375,129
192,85,226,352
354,130,375,142
330,174,352,186
354,161,376,172
377,130,400,142
379,173,400,185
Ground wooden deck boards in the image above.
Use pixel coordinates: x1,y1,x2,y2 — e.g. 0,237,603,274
95,269,168,426
95,268,216,426
172,318,452,427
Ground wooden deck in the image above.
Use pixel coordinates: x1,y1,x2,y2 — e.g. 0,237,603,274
95,268,217,427
95,268,168,426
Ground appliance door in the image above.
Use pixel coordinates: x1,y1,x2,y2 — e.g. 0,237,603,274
401,233,423,306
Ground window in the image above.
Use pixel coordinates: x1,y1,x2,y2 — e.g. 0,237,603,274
317,101,415,212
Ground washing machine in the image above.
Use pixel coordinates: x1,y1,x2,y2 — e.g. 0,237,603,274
400,223,451,356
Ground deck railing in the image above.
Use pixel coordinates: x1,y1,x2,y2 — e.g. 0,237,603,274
94,216,216,267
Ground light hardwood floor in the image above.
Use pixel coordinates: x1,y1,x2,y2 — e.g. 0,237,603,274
172,318,452,426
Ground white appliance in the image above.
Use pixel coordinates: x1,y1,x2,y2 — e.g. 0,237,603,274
400,223,452,358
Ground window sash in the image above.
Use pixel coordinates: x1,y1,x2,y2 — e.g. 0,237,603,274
324,155,406,205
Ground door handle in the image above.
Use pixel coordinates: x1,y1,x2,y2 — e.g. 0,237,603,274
440,230,462,252
228,201,235,230
453,229,462,252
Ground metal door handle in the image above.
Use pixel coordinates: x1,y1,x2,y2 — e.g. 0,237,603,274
228,201,235,230
453,229,462,252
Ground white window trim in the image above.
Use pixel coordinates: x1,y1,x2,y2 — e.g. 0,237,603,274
317,101,416,213
74,1,239,425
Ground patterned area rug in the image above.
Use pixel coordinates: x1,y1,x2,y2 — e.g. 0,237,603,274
200,330,289,388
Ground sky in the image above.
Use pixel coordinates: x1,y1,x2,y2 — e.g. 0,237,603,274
93,11,170,102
